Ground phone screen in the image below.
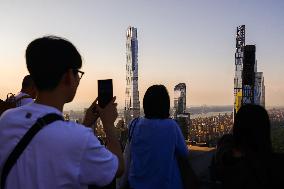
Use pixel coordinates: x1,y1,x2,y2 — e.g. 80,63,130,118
98,79,113,108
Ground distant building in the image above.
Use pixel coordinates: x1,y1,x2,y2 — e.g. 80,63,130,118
254,72,265,107
234,25,265,118
261,79,265,107
242,45,256,105
173,83,186,118
234,25,245,116
173,83,190,140
124,26,140,125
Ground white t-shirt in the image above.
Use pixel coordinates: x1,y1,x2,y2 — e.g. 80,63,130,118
14,92,34,106
0,103,118,189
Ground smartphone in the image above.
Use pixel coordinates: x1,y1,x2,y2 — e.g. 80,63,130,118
98,79,113,108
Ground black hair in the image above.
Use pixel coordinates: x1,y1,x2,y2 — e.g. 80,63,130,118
26,36,82,91
143,85,170,119
233,104,272,154
21,75,34,89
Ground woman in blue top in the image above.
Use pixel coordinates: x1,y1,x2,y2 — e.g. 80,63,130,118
128,85,190,189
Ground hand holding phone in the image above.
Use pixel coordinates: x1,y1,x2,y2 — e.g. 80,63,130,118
83,98,100,128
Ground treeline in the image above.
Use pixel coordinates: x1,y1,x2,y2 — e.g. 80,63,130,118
271,121,284,153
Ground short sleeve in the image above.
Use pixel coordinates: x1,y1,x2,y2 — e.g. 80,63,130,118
79,132,118,187
175,123,190,157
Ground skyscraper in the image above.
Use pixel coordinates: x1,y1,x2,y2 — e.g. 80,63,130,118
242,45,256,104
254,72,265,107
124,26,140,125
234,25,245,116
173,83,190,140
234,25,265,117
173,83,186,118
254,61,265,107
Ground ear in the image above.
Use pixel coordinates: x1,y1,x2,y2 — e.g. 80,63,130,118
62,69,74,87
31,86,38,99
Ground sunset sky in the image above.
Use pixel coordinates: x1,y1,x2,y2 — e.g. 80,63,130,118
0,0,283,110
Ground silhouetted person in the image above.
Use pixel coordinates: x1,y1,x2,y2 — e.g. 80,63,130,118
0,36,124,189
212,104,272,189
119,85,195,189
14,75,37,106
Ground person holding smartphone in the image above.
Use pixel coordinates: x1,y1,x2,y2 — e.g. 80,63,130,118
0,36,124,189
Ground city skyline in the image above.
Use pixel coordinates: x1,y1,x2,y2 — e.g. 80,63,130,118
0,1,283,110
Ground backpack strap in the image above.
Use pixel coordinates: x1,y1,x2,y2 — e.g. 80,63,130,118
0,113,64,189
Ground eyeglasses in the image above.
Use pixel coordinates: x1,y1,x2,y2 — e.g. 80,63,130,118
73,69,85,80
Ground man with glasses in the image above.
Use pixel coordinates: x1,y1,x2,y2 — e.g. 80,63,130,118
0,36,124,189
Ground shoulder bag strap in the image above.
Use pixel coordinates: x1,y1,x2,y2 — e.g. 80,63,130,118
0,113,64,189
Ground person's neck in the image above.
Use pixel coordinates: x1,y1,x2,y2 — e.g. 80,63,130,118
21,89,34,98
20,89,28,95
35,92,65,112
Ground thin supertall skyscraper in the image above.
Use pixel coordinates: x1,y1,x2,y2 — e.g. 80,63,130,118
234,25,245,116
124,26,140,125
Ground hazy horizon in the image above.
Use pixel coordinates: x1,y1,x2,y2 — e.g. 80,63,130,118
0,0,283,110
63,104,284,112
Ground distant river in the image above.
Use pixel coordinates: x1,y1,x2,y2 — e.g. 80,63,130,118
190,111,232,119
